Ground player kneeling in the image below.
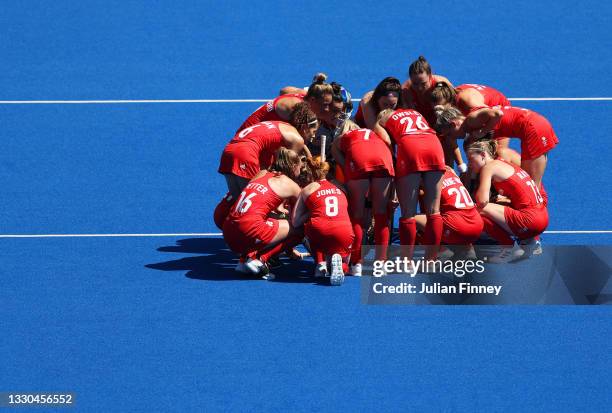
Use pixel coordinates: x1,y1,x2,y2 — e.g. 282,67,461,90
293,157,354,286
222,148,304,279
467,140,548,263
415,166,484,259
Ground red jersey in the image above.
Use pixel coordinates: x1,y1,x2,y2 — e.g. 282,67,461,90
340,128,394,178
228,172,284,223
491,106,558,160
384,109,437,141
237,93,305,133
492,106,533,138
493,161,545,210
305,180,351,224
409,77,440,125
218,121,285,178
439,169,477,213
455,84,511,115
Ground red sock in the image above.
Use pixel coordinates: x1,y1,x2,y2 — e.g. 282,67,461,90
374,213,389,260
258,233,303,263
315,250,325,264
423,213,443,260
351,219,363,264
482,216,514,246
399,217,417,260
213,192,235,230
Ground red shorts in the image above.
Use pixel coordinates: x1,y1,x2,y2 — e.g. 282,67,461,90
222,217,279,255
504,206,548,239
347,168,392,181
520,114,558,160
442,209,484,244
395,134,446,177
218,143,270,179
305,220,354,259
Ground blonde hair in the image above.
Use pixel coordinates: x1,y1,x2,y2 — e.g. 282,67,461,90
305,73,333,101
270,147,301,177
377,108,394,125
433,105,463,133
465,139,498,158
339,119,360,136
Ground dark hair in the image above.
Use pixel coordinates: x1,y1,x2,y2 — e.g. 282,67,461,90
408,55,432,77
289,102,317,129
330,81,353,116
371,77,402,113
430,82,456,105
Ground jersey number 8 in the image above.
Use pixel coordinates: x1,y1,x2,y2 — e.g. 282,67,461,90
325,196,339,217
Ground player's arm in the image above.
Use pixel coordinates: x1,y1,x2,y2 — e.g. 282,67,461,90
373,111,393,147
280,86,305,95
400,80,414,109
282,130,306,155
292,186,315,227
360,91,379,130
475,164,495,209
433,75,454,89
275,96,301,121
458,88,485,110
465,107,503,139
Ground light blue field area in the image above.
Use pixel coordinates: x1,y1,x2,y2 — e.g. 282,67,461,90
1,1,611,411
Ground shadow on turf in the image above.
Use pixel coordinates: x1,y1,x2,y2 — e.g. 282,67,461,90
145,237,327,284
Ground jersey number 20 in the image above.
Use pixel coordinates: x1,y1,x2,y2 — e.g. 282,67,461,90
447,187,474,209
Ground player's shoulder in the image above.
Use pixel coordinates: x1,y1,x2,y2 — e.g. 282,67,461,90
301,181,321,197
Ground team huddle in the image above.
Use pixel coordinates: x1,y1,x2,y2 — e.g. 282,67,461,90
214,56,558,285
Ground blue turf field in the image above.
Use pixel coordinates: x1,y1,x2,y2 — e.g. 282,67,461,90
1,1,611,411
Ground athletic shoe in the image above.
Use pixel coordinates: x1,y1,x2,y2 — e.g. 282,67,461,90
532,239,543,255
349,263,362,277
520,237,540,257
234,261,249,273
246,258,273,280
330,254,345,286
487,243,525,264
314,262,328,278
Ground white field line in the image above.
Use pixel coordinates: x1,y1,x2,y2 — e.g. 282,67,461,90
0,97,611,104
0,230,611,238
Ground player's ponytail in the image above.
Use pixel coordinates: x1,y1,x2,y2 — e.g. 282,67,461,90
298,156,330,186
408,55,432,77
306,72,333,101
